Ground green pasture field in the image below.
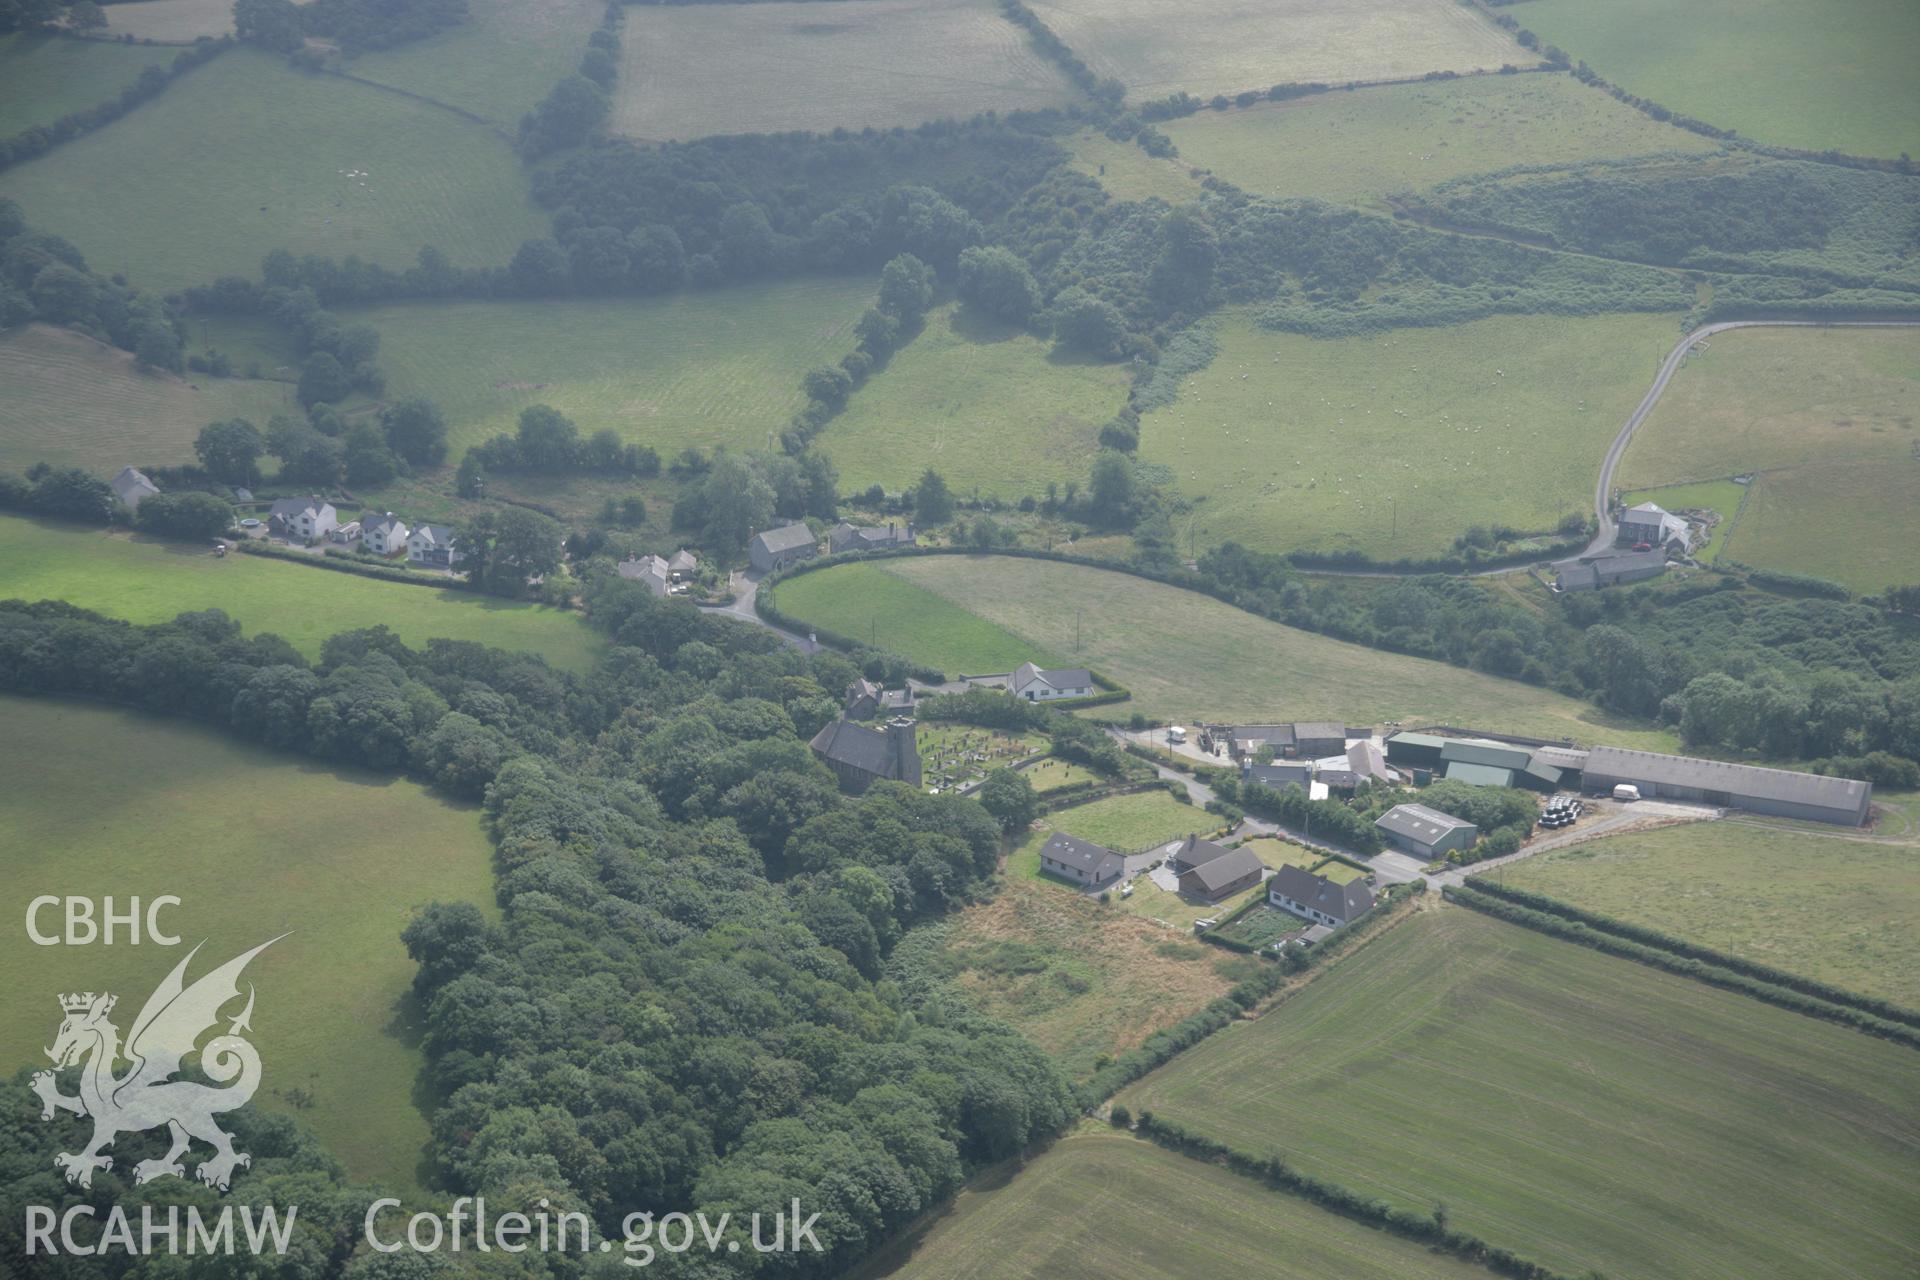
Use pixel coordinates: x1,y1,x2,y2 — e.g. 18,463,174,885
1117,905,1920,1280
932,852,1238,1077
1160,73,1716,208
0,324,292,474
0,696,498,1191
0,49,547,293
778,555,1679,747
347,0,603,127
0,32,181,133
1493,807,1920,1005
612,0,1076,142
354,280,873,459
1139,310,1680,560
1517,0,1920,158
771,560,1062,676
1620,479,1746,563
1024,0,1522,100
825,304,1132,499
0,515,603,671
863,1131,1490,1280
1065,129,1204,204
90,0,236,41
1617,325,1920,592
1047,790,1204,852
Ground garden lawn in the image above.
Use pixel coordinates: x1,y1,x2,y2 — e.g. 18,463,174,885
0,516,602,672
0,696,499,1192
613,0,1075,141
1024,0,1522,100
353,281,873,459
1517,0,1920,158
1160,73,1715,209
1117,905,1920,1280
863,1131,1490,1280
347,0,604,127
1491,814,1920,1006
806,554,1679,749
1617,325,1920,593
0,325,292,474
0,48,547,293
826,304,1133,499
0,32,181,134
771,560,1062,677
1048,789,1205,852
1140,310,1679,560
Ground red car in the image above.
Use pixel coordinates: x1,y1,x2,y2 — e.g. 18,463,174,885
1631,541,1652,551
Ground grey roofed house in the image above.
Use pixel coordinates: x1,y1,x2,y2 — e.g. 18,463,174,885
1230,724,1295,756
618,554,674,598
1268,864,1375,927
1619,501,1688,548
1243,759,1313,791
667,549,698,576
1555,548,1668,592
1374,803,1478,856
110,466,159,510
809,716,922,795
843,677,882,719
748,522,819,573
1168,832,1235,871
1010,662,1094,699
829,520,917,554
1581,746,1871,825
1291,722,1348,754
1038,832,1126,887
1177,846,1265,900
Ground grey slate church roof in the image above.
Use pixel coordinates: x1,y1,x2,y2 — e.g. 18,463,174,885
808,719,898,776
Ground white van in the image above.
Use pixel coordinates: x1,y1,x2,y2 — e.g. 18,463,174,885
1167,725,1188,745
1612,784,1641,802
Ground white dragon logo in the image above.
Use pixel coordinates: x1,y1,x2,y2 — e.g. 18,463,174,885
31,937,283,1192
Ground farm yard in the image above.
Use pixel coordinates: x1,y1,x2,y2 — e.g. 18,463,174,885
0,516,603,671
1492,814,1920,1005
1023,0,1523,100
0,31,180,133
0,696,499,1193
0,49,548,293
817,554,1680,748
1616,325,1920,592
865,1131,1491,1280
355,281,874,459
1138,310,1679,560
1116,905,1920,1280
0,325,291,474
1159,73,1717,209
824,304,1133,499
612,0,1076,141
1514,0,1920,158
346,0,604,127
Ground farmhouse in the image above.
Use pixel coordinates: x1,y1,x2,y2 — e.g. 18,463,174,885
267,496,337,544
408,525,458,568
1268,864,1375,930
1618,501,1689,549
618,554,675,598
749,523,819,573
829,520,916,554
1375,803,1478,858
808,716,922,795
1038,832,1126,887
1581,746,1871,825
361,512,409,557
1243,759,1313,791
1555,548,1668,592
110,466,159,511
968,662,1095,702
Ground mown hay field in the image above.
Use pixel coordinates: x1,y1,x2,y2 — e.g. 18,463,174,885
863,1130,1490,1280
0,695,499,1192
1493,806,1920,1005
1138,310,1679,560
776,555,1678,748
1617,325,1920,592
0,325,292,473
1117,905,1920,1280
89,0,240,41
0,48,547,292
356,279,874,458
1160,73,1716,208
771,560,1061,676
1517,0,1920,158
613,0,1076,141
825,304,1132,498
0,31,180,133
0,515,603,671
1024,0,1522,100
347,0,603,127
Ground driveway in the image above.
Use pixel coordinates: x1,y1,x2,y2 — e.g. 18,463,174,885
1405,797,1721,889
699,570,820,653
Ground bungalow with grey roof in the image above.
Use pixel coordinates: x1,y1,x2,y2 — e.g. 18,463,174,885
1039,833,1125,888
1269,864,1375,929
966,662,1095,702
1177,845,1265,901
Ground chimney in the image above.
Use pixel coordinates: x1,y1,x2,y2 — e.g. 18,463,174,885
887,717,921,787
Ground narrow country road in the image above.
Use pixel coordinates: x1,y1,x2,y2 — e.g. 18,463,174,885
700,570,820,653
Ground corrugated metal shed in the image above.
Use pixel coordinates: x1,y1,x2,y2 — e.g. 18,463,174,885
1444,761,1518,788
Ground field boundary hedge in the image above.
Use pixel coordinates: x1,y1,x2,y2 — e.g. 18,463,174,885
0,36,230,175
234,538,483,592
1466,879,1920,1028
1445,883,1920,1048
